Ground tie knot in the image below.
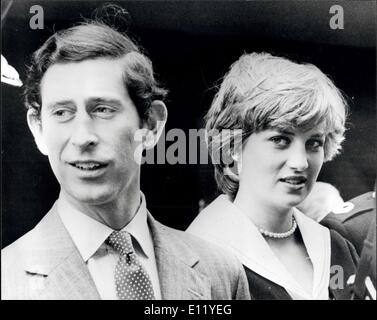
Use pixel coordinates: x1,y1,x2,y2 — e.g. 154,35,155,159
107,231,134,256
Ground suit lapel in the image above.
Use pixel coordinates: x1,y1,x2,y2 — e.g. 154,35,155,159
24,206,212,299
24,204,100,300
147,214,211,300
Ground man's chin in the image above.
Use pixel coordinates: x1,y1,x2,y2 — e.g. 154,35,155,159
65,187,115,206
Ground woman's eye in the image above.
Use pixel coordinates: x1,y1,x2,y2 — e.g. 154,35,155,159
270,136,290,147
307,139,324,151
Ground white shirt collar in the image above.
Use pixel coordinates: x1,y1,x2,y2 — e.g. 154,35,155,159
188,195,331,299
57,191,153,262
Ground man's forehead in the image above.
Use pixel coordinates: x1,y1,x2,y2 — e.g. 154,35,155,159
41,57,125,81
40,57,128,104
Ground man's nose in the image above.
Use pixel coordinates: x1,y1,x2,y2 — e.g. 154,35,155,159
286,143,309,171
70,113,99,149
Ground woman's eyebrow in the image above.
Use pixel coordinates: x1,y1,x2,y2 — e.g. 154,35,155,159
310,133,325,138
276,129,294,136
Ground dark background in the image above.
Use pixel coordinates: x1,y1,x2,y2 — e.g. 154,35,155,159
1,0,376,247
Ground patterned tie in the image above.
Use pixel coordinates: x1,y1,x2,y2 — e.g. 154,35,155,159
107,231,155,300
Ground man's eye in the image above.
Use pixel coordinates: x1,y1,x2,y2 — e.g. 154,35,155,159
94,106,115,113
270,136,290,147
93,106,116,117
95,107,111,113
52,109,74,121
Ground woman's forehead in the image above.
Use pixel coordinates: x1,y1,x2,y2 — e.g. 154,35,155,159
262,113,330,131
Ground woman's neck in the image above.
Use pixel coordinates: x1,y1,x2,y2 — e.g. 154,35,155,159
233,186,294,233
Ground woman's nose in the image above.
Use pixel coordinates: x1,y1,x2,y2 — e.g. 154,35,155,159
286,143,309,171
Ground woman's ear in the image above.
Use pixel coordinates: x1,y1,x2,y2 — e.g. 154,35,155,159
26,109,48,156
224,152,242,181
143,100,168,149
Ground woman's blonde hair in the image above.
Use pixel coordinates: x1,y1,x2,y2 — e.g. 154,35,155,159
206,52,348,199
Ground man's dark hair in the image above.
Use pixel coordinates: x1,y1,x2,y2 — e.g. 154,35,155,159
24,21,167,120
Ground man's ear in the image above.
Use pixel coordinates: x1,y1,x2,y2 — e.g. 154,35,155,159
143,100,167,149
26,109,48,156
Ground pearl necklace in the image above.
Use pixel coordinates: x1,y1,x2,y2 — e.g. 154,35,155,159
259,216,297,239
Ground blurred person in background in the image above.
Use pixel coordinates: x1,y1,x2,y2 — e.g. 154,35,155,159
297,181,346,222
322,184,376,300
322,189,376,256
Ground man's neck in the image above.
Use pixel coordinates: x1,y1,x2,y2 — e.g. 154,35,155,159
61,186,141,230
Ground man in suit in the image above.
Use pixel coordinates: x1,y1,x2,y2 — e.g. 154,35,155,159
321,191,376,256
1,20,250,300
352,211,376,300
321,190,376,299
297,181,345,223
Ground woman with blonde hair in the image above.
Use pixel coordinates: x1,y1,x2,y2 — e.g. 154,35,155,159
187,52,358,299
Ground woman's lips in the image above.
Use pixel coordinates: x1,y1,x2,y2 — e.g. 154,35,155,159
280,176,307,185
279,176,307,189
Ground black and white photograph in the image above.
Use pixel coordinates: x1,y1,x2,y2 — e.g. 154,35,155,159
1,0,375,304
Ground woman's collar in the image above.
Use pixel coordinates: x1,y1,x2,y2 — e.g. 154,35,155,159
187,195,331,299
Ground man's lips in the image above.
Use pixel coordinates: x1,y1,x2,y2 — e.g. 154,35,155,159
68,160,108,171
279,176,307,185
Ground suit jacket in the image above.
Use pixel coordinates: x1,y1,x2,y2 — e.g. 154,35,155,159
321,192,376,255
353,215,376,300
322,192,376,299
1,204,250,300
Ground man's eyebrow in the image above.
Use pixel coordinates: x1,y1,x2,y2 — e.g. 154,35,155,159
45,100,75,109
86,97,123,106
